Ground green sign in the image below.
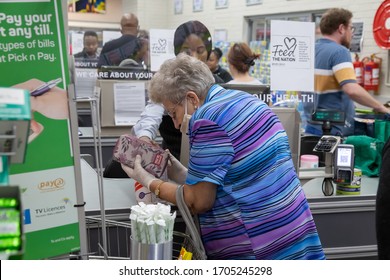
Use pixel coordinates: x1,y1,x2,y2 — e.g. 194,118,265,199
0,0,81,259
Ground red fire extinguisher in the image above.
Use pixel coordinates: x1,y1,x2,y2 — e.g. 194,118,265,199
353,53,364,86
363,54,382,94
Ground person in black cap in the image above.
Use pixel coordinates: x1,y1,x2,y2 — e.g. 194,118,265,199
207,47,232,83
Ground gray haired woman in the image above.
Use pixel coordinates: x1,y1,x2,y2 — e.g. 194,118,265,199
122,53,325,260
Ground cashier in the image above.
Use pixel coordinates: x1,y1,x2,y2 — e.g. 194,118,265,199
133,20,222,159
304,8,390,137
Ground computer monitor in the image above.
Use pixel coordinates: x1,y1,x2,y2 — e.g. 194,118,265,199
220,83,271,105
271,107,301,171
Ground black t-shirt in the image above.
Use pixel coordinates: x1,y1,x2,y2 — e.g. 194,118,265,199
213,65,233,83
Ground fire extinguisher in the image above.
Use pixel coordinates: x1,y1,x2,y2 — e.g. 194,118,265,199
353,53,364,86
363,54,382,94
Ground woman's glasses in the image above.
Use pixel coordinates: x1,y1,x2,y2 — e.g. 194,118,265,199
165,100,183,119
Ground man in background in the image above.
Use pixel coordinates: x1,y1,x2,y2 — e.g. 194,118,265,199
97,13,141,67
304,8,389,137
73,30,99,60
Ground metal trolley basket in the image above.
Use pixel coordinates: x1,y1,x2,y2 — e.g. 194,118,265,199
85,185,206,260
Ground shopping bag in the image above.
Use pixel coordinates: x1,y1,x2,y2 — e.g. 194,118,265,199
175,184,207,260
375,119,390,143
344,135,384,177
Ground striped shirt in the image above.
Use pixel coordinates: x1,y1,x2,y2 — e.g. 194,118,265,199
305,38,357,136
186,84,325,259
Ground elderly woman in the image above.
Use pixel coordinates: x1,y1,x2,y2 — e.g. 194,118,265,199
122,53,325,260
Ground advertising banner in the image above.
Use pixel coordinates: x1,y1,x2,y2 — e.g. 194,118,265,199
0,0,80,259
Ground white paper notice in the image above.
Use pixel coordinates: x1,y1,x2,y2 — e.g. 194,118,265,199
74,68,98,98
270,20,315,91
150,29,176,72
71,32,84,55
114,82,146,126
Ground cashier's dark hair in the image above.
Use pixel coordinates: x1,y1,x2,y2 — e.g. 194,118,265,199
148,53,214,104
211,47,223,60
228,42,260,74
320,8,353,35
174,20,212,59
83,30,98,39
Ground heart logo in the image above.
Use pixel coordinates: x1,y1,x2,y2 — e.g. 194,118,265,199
158,39,167,47
284,37,297,50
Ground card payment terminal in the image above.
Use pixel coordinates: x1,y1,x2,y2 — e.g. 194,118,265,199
333,144,354,185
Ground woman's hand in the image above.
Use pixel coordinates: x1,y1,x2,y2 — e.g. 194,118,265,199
167,150,187,184
121,155,158,190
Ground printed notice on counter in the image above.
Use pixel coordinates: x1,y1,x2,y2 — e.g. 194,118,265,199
114,82,146,126
270,20,315,91
150,29,175,72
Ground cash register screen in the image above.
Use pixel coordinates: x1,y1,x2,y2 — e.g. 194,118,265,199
220,83,271,104
336,147,352,167
0,206,22,253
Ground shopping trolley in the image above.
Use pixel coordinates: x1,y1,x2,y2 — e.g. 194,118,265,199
85,185,207,260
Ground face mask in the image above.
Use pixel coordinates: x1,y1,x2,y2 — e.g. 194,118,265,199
180,98,192,134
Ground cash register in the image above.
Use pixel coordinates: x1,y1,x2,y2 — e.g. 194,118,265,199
0,87,30,259
0,186,23,259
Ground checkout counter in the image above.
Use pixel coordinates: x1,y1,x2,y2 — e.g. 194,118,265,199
297,110,380,259
300,169,378,259
80,144,379,260
258,107,378,259
77,75,379,259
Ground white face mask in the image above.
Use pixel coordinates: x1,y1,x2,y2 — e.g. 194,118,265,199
180,98,192,134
